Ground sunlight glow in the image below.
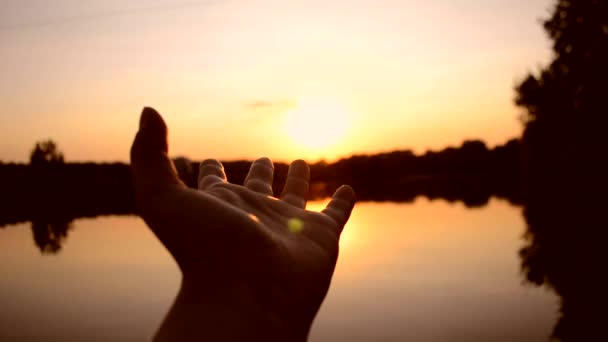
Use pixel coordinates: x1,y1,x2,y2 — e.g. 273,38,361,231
283,97,351,149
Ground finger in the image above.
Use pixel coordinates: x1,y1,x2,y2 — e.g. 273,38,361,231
281,159,310,209
322,185,356,233
198,159,227,190
244,157,274,196
130,107,183,193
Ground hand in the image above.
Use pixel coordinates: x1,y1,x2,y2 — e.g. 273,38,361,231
130,107,356,341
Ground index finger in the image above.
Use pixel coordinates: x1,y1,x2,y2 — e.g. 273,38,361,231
198,159,227,191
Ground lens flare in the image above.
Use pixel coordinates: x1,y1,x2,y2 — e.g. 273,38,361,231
287,218,304,233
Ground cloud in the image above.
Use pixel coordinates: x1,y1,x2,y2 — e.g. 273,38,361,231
243,100,295,124
244,100,294,110
245,101,274,108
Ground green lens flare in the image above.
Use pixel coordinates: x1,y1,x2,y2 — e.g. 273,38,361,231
287,218,304,233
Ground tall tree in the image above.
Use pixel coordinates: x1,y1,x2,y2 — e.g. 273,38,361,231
516,0,608,183
516,1,608,340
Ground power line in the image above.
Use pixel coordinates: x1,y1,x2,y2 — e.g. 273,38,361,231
0,0,217,31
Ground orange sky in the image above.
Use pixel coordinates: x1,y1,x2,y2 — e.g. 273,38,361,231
0,0,552,163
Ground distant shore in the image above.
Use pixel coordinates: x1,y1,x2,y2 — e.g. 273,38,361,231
0,138,523,227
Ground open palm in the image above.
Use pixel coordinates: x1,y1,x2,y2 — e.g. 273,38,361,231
131,107,356,341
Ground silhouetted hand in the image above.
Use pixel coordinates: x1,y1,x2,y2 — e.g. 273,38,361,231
130,107,356,342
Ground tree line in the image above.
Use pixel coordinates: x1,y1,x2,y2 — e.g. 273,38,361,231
0,137,523,230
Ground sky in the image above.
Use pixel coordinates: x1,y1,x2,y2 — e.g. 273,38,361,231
0,0,553,163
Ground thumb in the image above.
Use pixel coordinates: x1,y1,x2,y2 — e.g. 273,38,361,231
130,107,183,193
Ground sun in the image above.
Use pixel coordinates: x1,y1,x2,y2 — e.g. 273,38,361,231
283,97,351,149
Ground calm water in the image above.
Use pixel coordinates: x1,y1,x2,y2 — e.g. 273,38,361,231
0,198,557,341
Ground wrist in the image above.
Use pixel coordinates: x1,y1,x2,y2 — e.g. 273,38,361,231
154,275,309,342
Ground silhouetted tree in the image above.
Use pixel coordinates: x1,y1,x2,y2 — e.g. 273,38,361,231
30,140,65,166
516,1,608,340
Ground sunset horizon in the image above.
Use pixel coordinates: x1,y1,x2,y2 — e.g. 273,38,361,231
1,0,552,163
2,0,607,341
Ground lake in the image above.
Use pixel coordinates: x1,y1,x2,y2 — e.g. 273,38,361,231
0,198,557,341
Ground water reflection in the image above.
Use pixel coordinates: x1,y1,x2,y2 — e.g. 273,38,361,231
31,218,72,254
0,199,557,342
520,197,607,341
311,200,555,342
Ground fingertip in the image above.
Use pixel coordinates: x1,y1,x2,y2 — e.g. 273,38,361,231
135,107,168,154
130,107,182,192
254,157,274,169
322,185,356,229
198,159,227,187
334,185,356,204
200,158,224,170
140,107,165,130
288,159,310,178
294,158,310,169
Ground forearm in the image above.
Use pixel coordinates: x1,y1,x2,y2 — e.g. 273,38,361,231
154,277,309,342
